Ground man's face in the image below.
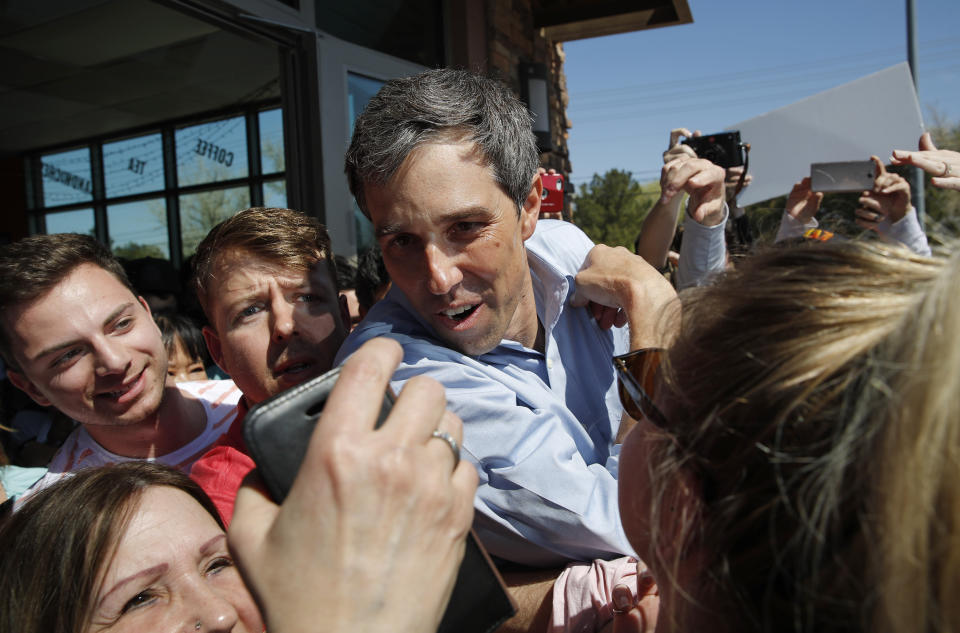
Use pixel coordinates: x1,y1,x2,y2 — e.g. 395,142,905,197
5,264,168,428
364,141,541,356
202,250,350,405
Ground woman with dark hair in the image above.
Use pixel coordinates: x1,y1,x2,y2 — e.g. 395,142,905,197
0,461,264,633
614,240,960,633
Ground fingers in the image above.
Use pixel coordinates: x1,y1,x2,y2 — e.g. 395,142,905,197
387,375,451,444
229,471,280,556
660,157,722,203
320,338,403,436
858,195,882,213
870,155,886,178
662,144,696,164
919,131,937,151
668,128,692,148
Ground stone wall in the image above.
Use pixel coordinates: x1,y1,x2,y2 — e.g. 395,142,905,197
485,0,572,176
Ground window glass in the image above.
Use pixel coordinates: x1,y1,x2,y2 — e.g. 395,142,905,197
348,73,385,253
348,73,384,136
179,186,250,257
259,109,285,174
44,208,95,236
175,116,248,187
41,148,93,207
103,133,164,198
107,198,169,260
263,178,287,208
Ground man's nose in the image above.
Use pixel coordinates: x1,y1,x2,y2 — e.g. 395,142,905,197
94,338,131,376
270,295,297,341
424,244,463,296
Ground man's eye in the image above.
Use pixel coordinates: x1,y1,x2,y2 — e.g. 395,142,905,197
54,348,82,367
238,304,262,318
114,317,134,331
452,222,483,235
389,235,413,249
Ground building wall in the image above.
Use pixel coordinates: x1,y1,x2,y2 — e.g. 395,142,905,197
486,0,572,176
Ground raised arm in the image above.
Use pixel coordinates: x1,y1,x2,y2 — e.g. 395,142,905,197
634,129,699,268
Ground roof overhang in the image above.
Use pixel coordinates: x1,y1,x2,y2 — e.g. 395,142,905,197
533,0,692,42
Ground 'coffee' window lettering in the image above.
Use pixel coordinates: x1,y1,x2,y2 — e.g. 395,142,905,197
195,138,234,167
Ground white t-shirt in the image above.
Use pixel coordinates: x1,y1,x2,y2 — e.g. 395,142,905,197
17,380,241,507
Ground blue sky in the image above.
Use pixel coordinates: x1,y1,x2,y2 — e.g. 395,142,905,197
564,0,960,188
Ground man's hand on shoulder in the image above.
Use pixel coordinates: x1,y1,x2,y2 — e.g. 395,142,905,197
571,245,678,349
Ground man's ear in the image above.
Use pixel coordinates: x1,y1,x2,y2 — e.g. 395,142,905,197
519,174,543,241
338,294,351,331
6,369,51,407
137,295,153,317
201,325,229,375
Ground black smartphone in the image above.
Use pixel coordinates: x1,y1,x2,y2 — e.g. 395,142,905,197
243,366,516,633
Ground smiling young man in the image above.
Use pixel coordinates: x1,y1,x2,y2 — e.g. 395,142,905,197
339,69,726,567
0,234,241,501
188,207,351,522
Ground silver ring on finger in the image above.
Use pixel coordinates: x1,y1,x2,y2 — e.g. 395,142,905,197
943,162,952,177
430,430,460,469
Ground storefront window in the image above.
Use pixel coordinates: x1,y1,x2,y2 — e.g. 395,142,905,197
103,133,164,198
260,108,285,174
41,148,93,207
348,73,384,252
175,116,249,187
107,198,169,259
264,178,287,208
179,186,251,257
27,106,283,265
44,208,95,236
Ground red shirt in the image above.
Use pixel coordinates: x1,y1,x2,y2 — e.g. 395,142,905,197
190,398,254,527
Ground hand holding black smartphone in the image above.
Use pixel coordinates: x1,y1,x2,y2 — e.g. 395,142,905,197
242,366,516,633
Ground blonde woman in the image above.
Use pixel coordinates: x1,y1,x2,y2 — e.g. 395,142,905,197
615,240,960,632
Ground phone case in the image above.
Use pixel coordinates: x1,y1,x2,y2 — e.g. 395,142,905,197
243,367,516,633
810,161,876,192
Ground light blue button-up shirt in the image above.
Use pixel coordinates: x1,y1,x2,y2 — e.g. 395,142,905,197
336,221,636,566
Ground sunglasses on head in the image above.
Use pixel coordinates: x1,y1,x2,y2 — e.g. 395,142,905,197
613,348,668,429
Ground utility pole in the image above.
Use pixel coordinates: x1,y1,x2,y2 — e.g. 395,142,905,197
907,0,925,227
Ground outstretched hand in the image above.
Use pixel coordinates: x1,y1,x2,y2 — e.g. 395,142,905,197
785,177,823,223
229,338,477,633
856,155,911,231
891,132,960,191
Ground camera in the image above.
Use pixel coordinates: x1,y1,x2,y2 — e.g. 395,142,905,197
540,173,564,215
682,131,746,168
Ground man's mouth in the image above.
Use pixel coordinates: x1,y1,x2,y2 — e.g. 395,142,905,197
274,360,314,377
441,304,479,322
97,369,146,404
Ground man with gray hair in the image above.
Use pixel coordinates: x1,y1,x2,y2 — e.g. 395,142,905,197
338,68,726,566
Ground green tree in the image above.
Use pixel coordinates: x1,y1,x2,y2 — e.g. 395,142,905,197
112,241,166,260
573,169,657,248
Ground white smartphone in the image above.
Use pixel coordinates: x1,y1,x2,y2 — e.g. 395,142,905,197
810,161,876,192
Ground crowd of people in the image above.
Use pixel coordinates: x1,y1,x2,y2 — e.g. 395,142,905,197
1,67,959,633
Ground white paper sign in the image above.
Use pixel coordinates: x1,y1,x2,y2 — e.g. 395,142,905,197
729,62,925,206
